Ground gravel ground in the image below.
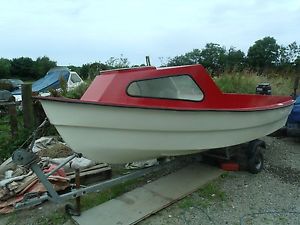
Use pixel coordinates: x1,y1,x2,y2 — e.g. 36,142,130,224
139,136,300,225
0,136,299,225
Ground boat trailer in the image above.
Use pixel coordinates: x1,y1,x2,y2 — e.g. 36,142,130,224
11,147,187,215
10,119,266,214
10,119,187,215
203,140,266,174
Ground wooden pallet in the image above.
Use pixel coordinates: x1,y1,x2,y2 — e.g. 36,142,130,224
67,164,112,185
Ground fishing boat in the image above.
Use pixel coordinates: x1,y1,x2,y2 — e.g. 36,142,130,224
37,65,294,163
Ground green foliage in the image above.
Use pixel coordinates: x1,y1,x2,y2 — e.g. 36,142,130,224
215,72,294,95
0,58,11,78
68,65,81,74
166,49,201,66
63,80,92,99
226,47,245,72
178,180,227,209
10,57,35,79
197,182,227,201
215,73,259,94
0,125,31,160
166,36,300,75
105,55,130,69
33,56,57,79
200,43,227,75
81,178,140,211
34,211,69,225
80,62,108,79
167,44,237,75
1,56,57,81
59,76,67,96
247,36,280,73
178,197,195,209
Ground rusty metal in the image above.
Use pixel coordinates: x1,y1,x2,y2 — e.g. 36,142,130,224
75,168,81,215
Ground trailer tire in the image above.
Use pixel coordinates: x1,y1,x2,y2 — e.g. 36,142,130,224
248,147,264,174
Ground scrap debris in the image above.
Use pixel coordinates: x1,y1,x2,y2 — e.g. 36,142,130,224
0,136,100,214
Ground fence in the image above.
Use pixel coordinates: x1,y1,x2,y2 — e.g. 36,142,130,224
0,101,18,137
0,84,34,138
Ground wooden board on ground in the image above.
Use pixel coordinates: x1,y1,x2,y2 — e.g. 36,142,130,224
72,163,222,225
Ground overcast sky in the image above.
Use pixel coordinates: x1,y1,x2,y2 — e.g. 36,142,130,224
1,0,299,66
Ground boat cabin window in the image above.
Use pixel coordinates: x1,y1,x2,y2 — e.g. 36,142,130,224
70,73,82,83
127,75,203,101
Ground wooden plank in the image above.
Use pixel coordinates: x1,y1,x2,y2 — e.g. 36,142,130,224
0,102,16,106
67,164,112,185
72,163,222,225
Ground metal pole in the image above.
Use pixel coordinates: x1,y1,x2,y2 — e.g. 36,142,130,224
75,169,81,214
146,56,151,66
30,163,62,203
46,154,78,177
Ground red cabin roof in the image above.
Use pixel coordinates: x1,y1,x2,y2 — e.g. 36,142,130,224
80,64,293,111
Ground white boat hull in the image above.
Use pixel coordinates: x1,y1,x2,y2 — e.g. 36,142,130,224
40,100,293,163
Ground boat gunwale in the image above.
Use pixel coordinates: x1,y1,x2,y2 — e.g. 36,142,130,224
34,96,294,112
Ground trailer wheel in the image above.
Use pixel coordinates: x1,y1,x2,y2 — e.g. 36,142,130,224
248,147,264,174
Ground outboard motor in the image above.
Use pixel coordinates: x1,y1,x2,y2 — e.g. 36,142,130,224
256,83,271,95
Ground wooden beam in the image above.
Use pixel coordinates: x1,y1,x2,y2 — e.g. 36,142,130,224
22,84,34,129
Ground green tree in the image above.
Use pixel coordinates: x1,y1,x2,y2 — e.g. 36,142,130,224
200,43,226,75
278,42,300,67
166,55,194,66
166,45,226,75
166,49,201,66
10,57,35,79
247,36,280,74
225,47,245,72
80,62,109,79
0,58,11,78
68,65,81,75
33,56,57,79
105,55,130,69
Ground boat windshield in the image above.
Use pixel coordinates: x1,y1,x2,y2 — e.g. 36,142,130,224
70,73,82,83
127,75,203,101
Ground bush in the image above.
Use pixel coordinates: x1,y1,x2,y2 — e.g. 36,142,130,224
215,73,294,96
63,80,92,99
0,126,31,160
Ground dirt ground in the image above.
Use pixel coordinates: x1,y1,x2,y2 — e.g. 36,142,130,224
139,136,300,225
0,136,299,225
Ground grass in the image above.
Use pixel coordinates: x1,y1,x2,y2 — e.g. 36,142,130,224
0,114,31,160
34,211,70,225
5,208,70,225
80,177,144,211
197,182,227,202
178,178,227,209
0,113,30,160
178,197,196,209
215,72,295,96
